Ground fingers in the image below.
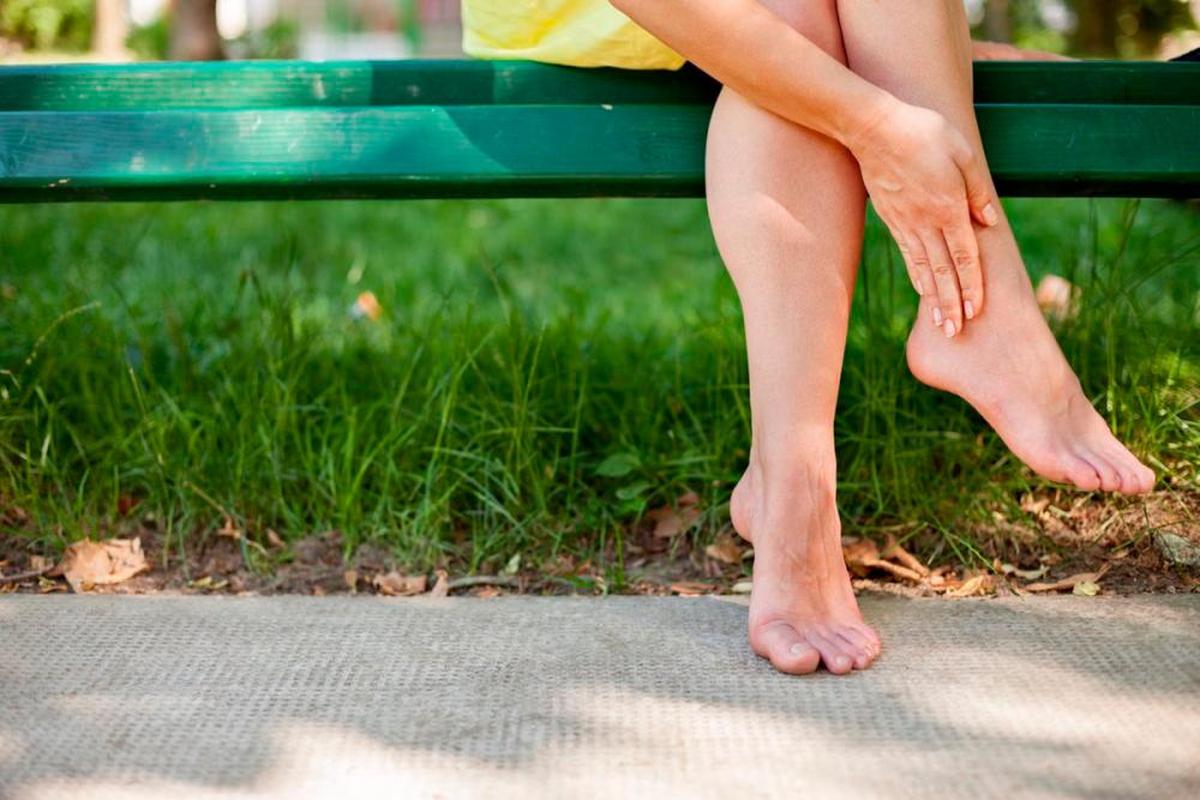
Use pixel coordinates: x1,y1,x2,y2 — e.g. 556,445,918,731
942,216,983,320
917,231,962,337
951,145,1000,229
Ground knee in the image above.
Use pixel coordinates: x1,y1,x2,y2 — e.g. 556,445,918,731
756,0,842,53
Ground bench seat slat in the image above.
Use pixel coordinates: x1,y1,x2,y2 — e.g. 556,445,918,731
0,60,1197,111
1,103,1196,202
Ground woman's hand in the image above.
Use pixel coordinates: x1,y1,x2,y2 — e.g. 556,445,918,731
847,97,999,337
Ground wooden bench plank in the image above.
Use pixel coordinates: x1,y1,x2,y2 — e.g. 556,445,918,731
2,103,1196,202
1,60,1197,111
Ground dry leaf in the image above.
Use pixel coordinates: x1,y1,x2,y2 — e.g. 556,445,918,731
649,504,702,539
730,580,753,594
429,569,449,598
843,538,925,583
945,573,995,598
1000,562,1049,581
217,517,242,540
1025,567,1107,594
266,529,284,549
1035,274,1078,321
1072,580,1101,597
58,538,148,593
343,569,359,593
882,535,930,576
704,533,744,565
28,554,50,573
669,581,714,596
350,291,383,321
373,571,427,596
677,491,700,507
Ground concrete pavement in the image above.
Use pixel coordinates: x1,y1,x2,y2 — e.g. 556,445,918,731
1,594,1198,799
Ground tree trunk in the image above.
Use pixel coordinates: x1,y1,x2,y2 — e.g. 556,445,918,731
1070,0,1122,56
983,0,1011,43
169,0,224,61
92,0,130,59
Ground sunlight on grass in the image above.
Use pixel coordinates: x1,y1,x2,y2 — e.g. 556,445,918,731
0,197,1197,582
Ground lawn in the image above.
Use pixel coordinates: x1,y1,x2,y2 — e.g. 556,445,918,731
1,197,1198,588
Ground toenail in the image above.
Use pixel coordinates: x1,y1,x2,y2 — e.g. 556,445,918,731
789,643,810,656
943,319,956,338
932,307,944,326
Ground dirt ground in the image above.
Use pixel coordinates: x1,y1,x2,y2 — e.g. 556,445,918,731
2,487,1198,599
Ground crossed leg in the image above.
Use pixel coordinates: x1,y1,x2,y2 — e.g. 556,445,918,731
838,0,1154,495
708,0,1154,676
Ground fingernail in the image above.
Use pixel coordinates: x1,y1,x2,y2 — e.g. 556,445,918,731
932,307,944,326
964,300,975,319
943,319,956,338
982,203,999,226
915,278,924,296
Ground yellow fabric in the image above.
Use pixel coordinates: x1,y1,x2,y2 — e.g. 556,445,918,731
462,0,685,70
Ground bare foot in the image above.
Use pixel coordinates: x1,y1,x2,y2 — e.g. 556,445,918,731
906,242,1154,494
731,455,881,676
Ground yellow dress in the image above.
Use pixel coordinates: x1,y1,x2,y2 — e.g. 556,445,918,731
461,0,685,70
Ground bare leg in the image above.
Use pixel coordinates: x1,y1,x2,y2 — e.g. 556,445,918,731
837,0,1155,494
709,0,880,675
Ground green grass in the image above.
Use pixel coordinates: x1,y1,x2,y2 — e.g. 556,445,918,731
1,197,1198,583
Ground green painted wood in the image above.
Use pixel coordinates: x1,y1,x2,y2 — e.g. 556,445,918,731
1,60,1198,112
2,103,1196,202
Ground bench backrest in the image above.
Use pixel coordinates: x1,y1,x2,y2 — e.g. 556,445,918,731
1,60,1197,202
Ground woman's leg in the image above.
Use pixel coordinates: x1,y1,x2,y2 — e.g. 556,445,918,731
709,0,880,675
836,0,1155,494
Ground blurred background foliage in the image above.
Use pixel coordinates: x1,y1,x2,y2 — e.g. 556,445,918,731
0,0,1195,62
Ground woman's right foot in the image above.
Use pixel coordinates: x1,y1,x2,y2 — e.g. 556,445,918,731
905,229,1154,495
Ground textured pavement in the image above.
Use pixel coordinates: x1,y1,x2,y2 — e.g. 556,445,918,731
1,594,1198,799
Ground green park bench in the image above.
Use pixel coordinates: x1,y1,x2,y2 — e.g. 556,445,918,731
0,59,1197,202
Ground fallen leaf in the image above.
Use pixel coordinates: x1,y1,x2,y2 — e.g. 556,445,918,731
843,538,925,583
730,580,753,594
882,535,930,576
350,291,382,321
1073,580,1101,597
1000,562,1049,581
429,569,449,598
188,575,228,591
1035,274,1078,321
343,569,359,592
373,571,427,596
1025,567,1108,593
669,581,714,596
28,554,50,573
217,517,243,540
677,491,700,507
58,538,148,592
649,504,702,539
945,573,996,598
266,529,284,549
704,533,744,565
473,585,502,598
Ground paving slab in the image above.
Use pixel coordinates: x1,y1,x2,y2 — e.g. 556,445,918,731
1,594,1198,799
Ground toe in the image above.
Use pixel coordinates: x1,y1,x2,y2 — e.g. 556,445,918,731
1082,449,1123,493
836,626,880,670
1105,443,1155,494
808,630,855,675
752,622,821,675
1062,454,1101,492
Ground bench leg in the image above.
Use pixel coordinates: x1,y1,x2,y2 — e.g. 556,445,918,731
836,0,1154,495
706,0,880,678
